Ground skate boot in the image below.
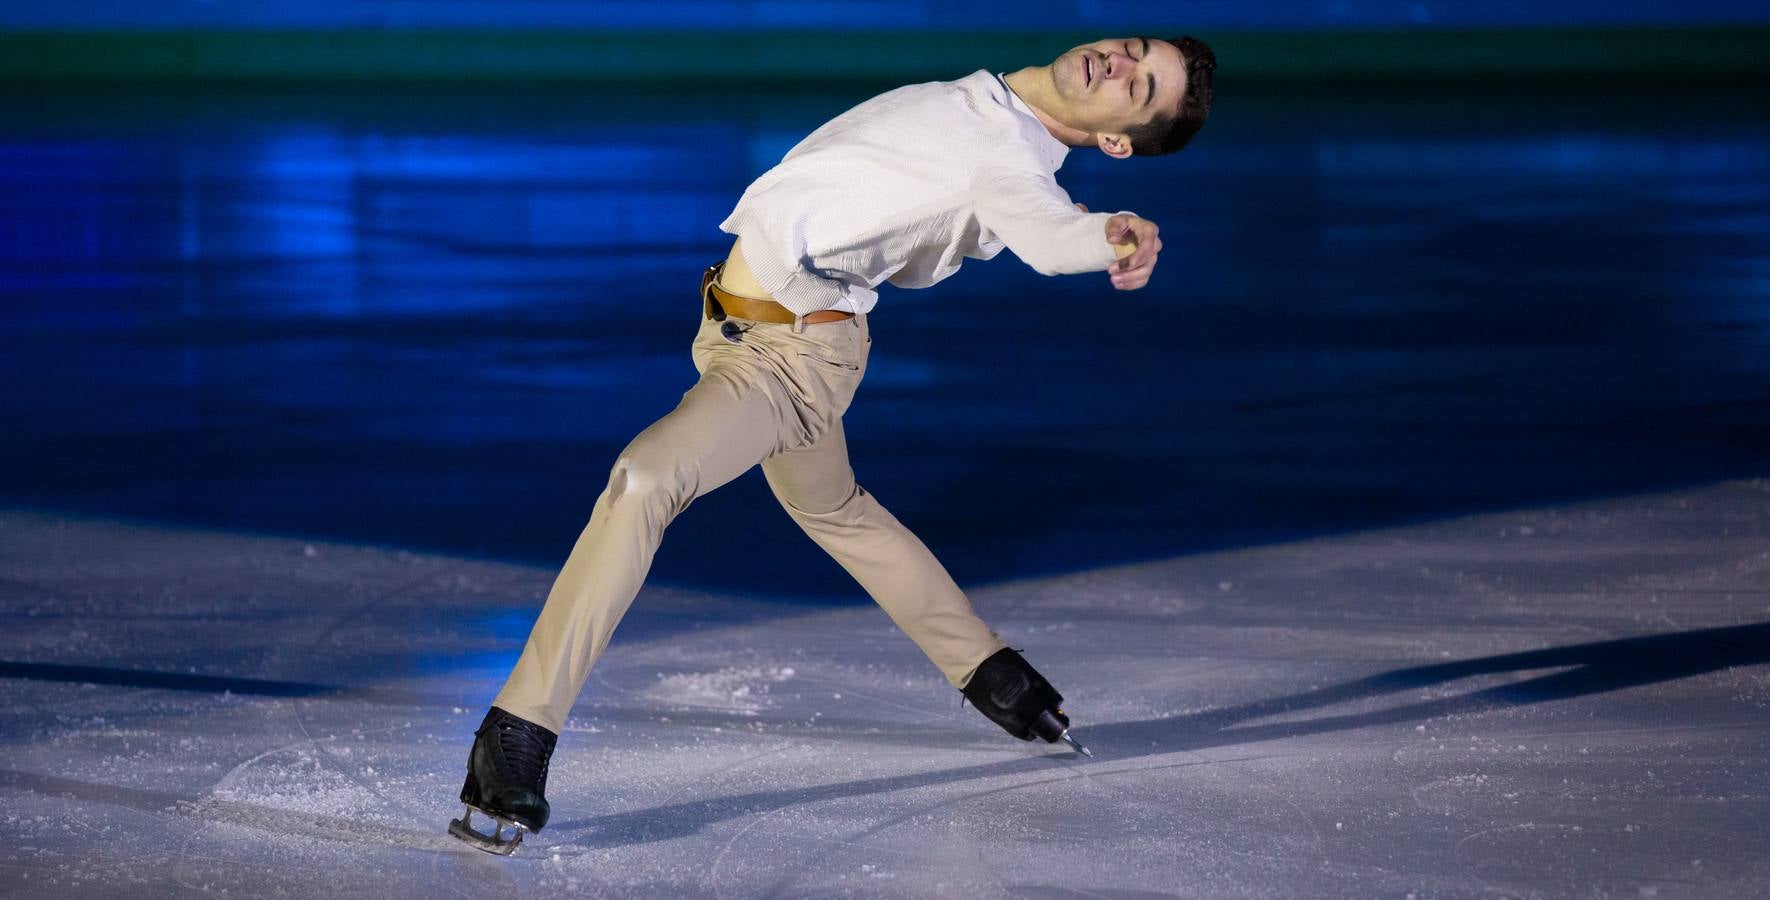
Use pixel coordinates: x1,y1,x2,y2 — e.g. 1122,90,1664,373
447,707,558,855
961,648,1092,756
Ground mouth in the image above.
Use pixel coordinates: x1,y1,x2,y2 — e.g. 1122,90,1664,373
1082,54,1093,88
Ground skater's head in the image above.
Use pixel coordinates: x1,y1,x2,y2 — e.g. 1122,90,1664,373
1008,36,1216,159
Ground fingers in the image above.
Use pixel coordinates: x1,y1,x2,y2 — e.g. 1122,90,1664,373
1111,233,1154,290
1107,218,1156,259
1103,215,1160,290
1074,201,1090,213
1111,228,1161,291
1110,254,1155,289
1104,213,1134,246
1109,258,1154,290
1118,230,1159,272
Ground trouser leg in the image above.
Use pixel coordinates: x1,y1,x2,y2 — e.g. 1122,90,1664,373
760,419,1007,688
493,362,788,734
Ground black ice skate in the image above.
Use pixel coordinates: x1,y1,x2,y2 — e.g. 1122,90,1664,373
961,648,1093,756
447,707,558,855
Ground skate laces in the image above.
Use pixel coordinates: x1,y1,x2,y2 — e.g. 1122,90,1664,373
487,712,556,789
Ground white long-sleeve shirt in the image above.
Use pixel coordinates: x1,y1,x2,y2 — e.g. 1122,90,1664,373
719,70,1123,316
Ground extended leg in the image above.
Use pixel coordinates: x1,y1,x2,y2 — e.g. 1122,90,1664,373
456,295,870,854
493,360,792,734
760,419,1007,687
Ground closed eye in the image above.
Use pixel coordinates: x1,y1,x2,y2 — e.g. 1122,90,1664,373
1126,40,1152,106
1139,38,1155,109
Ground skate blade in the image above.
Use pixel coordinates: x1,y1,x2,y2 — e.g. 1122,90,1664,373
447,806,529,856
1060,731,1094,757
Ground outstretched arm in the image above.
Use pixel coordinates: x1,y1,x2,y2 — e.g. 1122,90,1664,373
974,168,1125,277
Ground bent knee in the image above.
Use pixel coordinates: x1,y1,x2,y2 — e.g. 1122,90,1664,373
605,454,683,508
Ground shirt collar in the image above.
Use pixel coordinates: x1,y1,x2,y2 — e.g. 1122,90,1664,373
989,72,1070,172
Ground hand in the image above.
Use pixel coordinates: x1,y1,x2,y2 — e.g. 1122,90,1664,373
1104,214,1161,291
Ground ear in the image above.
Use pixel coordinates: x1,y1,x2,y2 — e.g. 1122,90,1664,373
1095,131,1134,160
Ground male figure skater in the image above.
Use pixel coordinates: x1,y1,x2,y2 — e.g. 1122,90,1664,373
449,35,1216,854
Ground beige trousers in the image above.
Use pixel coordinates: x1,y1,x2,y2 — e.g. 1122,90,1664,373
493,297,1006,733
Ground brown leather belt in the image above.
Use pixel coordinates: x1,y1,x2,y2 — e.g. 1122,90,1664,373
702,263,855,326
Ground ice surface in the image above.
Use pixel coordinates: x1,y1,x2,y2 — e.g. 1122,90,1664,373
2,481,1769,898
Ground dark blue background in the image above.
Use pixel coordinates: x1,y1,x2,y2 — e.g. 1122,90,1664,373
2,76,1767,601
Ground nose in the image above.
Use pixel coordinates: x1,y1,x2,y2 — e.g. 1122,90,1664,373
1102,50,1135,81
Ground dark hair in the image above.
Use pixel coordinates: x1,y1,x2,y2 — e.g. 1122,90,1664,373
1128,35,1216,156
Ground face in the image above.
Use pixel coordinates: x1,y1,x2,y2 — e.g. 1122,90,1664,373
1049,37,1187,144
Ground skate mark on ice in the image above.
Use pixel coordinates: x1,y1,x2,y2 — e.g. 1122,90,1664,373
1451,821,1575,894
0,767,455,853
706,744,949,900
559,736,1300,851
290,704,434,822
1391,716,1770,767
556,748,1075,849
169,563,476,886
1082,657,1234,708
174,720,400,892
556,701,965,747
705,741,830,900
592,664,646,700
1008,886,1184,899
708,754,991,896
284,564,478,828
195,721,433,819
708,793,783,900
544,743,803,847
168,718,472,888
543,743,801,849
758,757,1269,898
793,672,955,723
753,767,1106,898
1218,756,1327,855
182,793,462,851
652,742,797,813
843,754,1268,847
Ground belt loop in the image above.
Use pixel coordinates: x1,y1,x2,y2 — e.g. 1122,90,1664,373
793,314,805,334
702,265,718,321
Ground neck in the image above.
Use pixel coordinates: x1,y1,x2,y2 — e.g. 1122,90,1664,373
1001,66,1092,147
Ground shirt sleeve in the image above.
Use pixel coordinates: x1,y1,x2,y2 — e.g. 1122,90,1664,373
971,166,1124,276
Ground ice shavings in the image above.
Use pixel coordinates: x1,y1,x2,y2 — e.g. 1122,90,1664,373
642,665,798,714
